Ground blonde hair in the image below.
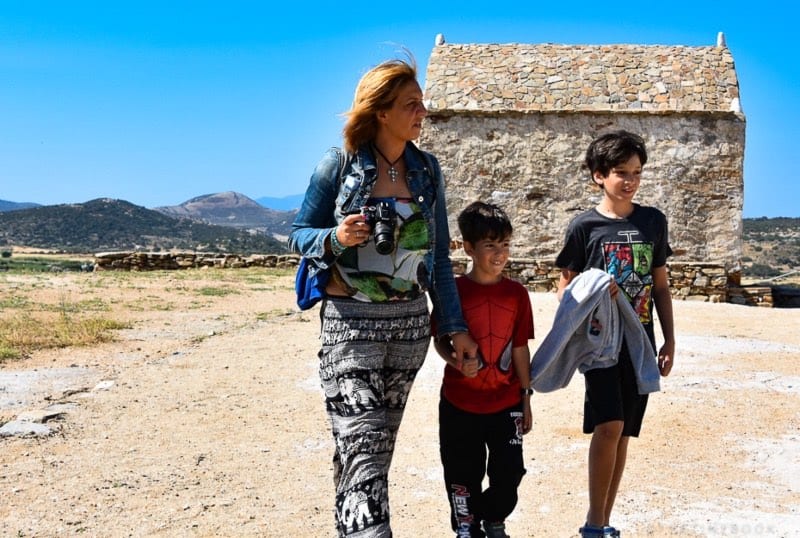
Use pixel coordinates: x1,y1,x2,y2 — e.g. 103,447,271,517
342,55,419,153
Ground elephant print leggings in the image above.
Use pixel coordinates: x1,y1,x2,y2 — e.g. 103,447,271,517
319,295,431,538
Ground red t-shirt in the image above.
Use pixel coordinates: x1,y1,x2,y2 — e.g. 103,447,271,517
436,276,534,414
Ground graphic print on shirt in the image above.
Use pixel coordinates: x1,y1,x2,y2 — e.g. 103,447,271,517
335,198,429,302
603,231,654,324
462,296,516,391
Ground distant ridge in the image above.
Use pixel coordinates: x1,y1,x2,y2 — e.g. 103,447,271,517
0,199,41,212
0,198,287,254
256,194,304,211
156,191,297,237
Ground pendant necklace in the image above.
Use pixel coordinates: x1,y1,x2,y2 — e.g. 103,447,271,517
373,145,403,182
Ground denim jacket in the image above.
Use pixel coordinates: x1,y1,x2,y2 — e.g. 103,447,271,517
288,142,467,335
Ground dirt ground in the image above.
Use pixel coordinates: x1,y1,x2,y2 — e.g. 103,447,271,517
0,267,798,537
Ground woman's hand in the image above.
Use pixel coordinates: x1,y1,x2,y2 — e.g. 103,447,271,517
337,213,371,247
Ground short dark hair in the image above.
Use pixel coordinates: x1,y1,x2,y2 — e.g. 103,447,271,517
584,130,648,179
457,201,513,244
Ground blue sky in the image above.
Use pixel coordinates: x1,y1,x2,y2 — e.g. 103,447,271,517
1,2,797,217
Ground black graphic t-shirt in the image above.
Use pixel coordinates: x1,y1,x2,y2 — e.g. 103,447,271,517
555,204,672,342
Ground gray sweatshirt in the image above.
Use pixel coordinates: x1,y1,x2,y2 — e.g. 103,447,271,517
531,268,660,395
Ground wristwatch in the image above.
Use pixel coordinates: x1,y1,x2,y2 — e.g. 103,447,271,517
520,388,534,396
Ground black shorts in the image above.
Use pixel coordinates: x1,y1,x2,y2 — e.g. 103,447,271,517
583,344,649,437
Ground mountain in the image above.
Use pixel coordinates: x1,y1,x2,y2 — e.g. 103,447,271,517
0,199,41,212
256,194,304,211
156,191,297,237
0,198,287,254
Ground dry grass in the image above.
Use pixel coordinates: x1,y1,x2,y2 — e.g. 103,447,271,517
0,309,129,361
0,263,292,361
1,264,128,360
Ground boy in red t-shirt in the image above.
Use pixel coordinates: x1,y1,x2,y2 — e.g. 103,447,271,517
432,201,535,538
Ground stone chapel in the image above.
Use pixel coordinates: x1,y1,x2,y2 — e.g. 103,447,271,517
419,33,746,300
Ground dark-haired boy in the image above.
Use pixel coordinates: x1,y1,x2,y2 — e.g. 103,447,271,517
554,130,675,537
432,201,535,538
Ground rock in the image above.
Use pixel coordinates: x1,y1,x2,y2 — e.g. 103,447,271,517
0,420,52,437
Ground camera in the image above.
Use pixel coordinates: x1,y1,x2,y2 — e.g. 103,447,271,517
356,201,396,255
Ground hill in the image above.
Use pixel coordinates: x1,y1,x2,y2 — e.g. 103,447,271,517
0,198,287,254
742,217,800,278
156,191,297,237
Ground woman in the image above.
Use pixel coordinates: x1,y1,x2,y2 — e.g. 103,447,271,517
288,56,477,537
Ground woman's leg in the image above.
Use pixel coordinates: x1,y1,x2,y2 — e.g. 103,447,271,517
319,296,429,537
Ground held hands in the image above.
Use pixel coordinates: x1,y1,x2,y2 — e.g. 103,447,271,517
459,355,480,378
435,334,478,378
450,332,479,377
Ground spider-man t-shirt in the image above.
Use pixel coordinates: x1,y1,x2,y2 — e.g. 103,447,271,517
436,276,534,414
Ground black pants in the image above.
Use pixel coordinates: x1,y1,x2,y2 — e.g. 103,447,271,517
439,396,527,538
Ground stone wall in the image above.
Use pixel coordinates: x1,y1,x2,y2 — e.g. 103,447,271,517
451,256,738,303
93,251,298,271
419,112,745,270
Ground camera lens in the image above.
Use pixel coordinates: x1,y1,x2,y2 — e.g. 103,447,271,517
373,222,394,255
374,202,395,254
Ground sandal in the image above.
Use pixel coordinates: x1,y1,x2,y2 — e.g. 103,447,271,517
579,524,619,537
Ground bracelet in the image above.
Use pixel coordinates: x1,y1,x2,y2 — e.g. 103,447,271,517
330,228,346,256
520,388,534,396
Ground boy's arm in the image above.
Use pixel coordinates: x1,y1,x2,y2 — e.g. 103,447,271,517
556,268,578,301
651,265,675,376
511,345,533,434
558,268,618,300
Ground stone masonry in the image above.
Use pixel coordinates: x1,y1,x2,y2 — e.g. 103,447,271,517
93,251,298,271
419,37,746,287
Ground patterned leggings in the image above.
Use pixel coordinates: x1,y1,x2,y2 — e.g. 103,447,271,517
319,295,431,538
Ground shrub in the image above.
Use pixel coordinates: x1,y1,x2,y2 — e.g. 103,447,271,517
745,263,781,278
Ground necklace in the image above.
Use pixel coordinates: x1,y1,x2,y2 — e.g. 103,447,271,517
373,145,403,182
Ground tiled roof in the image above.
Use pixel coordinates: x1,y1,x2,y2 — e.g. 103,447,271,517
424,41,741,114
